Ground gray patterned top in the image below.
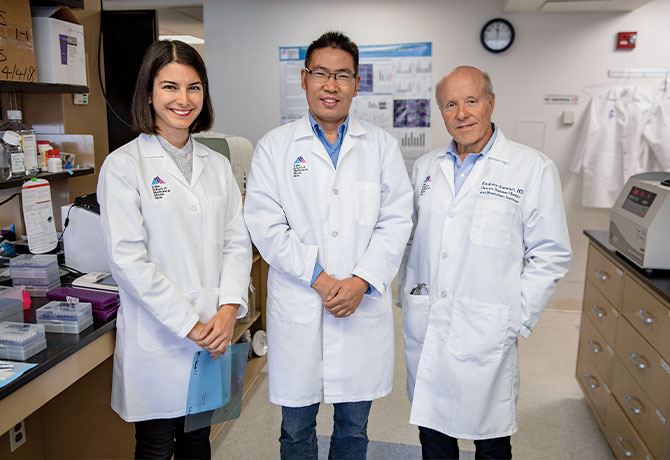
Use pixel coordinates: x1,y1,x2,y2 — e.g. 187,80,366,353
157,134,193,184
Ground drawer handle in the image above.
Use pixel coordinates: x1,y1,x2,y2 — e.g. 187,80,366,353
624,395,646,415
615,437,635,457
587,340,602,353
629,352,650,369
590,305,606,318
584,374,599,389
635,309,656,324
594,269,610,281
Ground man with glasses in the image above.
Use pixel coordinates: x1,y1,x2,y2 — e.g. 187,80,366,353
244,31,412,460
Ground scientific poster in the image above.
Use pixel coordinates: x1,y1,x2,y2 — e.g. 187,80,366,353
279,42,432,171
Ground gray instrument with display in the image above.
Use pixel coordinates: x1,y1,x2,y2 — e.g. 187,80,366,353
609,172,670,270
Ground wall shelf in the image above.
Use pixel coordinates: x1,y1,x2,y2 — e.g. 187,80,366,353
0,166,94,191
0,81,89,94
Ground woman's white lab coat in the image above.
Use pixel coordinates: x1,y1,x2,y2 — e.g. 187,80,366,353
244,115,413,407
402,131,572,439
97,134,252,422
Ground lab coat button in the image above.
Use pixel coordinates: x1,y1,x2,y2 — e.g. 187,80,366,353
332,231,338,238
441,291,447,298
191,205,198,212
333,188,339,195
448,212,455,217
441,252,447,259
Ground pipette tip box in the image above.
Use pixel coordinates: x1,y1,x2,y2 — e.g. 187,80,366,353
36,301,94,334
0,322,47,360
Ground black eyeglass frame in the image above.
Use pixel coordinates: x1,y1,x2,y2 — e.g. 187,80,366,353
304,68,358,82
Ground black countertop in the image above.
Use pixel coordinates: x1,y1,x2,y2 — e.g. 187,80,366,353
584,230,670,304
0,295,116,401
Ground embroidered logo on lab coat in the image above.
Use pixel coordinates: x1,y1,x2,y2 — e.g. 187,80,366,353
480,181,523,203
151,176,171,200
293,156,308,178
420,175,431,196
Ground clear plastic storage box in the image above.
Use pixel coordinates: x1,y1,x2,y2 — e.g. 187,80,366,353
36,301,94,334
10,254,61,297
0,287,24,323
0,322,47,360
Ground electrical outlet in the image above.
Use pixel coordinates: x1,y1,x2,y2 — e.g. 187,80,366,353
9,420,26,452
73,93,89,105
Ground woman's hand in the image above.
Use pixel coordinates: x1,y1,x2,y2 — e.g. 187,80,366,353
195,304,240,359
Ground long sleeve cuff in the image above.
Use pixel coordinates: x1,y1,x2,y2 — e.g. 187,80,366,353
311,263,324,286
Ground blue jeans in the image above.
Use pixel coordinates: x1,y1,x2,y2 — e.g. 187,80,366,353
280,401,372,460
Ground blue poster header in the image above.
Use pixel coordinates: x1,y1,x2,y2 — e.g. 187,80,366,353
279,42,431,61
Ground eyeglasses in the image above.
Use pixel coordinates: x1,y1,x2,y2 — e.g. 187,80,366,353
304,68,357,84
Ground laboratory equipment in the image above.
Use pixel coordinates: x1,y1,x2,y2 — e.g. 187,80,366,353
0,287,24,323
0,110,39,175
46,287,119,322
193,133,253,195
10,254,61,296
46,149,62,172
60,193,111,274
0,322,47,360
609,172,670,269
36,301,93,333
72,272,118,293
0,131,25,179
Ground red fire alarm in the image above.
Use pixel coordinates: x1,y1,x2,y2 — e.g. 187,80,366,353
617,32,637,49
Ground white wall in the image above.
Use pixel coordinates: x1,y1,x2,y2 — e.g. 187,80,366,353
203,0,670,306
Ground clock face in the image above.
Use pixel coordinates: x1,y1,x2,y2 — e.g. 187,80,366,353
481,18,515,53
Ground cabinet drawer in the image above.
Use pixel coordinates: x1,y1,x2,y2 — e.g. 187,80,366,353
586,245,624,308
616,317,670,413
583,279,620,349
605,392,656,460
622,275,670,363
612,357,667,460
576,343,611,426
580,312,614,386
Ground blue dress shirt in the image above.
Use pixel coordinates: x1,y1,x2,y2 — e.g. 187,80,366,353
445,124,498,196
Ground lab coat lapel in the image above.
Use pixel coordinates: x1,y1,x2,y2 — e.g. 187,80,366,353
438,157,456,197
295,115,332,167
191,141,206,187
141,135,190,187
338,117,366,165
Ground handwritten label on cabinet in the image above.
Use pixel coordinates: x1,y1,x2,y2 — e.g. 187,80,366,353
0,1,37,82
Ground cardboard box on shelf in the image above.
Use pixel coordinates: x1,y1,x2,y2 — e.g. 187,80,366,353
0,0,37,82
31,7,86,86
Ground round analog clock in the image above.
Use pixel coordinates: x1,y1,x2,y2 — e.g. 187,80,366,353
480,18,515,53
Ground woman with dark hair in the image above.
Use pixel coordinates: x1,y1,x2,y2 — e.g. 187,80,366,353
97,40,252,459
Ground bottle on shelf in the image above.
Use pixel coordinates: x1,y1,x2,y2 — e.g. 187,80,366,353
36,140,52,172
0,110,39,176
47,149,62,173
0,131,26,179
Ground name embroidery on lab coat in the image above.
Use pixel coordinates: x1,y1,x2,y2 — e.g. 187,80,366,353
480,181,523,203
151,176,171,200
420,175,431,196
293,156,308,178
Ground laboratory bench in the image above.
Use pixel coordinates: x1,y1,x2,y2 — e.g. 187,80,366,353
577,230,670,460
0,253,268,458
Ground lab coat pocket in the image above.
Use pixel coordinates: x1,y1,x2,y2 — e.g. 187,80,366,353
135,291,198,352
447,298,509,362
469,199,514,249
267,273,319,324
206,196,227,244
402,288,430,344
354,181,381,226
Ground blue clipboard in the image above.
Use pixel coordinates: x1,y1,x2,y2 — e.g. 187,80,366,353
185,347,232,415
184,342,250,432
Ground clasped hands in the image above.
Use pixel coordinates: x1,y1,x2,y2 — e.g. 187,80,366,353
187,303,239,360
312,272,369,318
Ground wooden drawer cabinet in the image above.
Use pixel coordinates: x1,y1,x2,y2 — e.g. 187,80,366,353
578,234,670,460
615,317,670,413
583,279,620,345
580,312,615,386
586,244,624,308
612,357,667,460
622,275,670,362
605,392,656,460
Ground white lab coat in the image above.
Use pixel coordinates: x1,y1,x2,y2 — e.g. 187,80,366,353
402,130,572,439
97,134,252,422
244,115,413,407
571,86,657,208
642,84,670,170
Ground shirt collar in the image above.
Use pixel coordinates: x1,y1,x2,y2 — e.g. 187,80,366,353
446,123,498,161
308,111,349,142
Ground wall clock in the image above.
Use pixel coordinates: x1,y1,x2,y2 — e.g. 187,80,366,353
480,18,515,53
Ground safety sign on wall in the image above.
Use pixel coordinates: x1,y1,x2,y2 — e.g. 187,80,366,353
279,42,432,171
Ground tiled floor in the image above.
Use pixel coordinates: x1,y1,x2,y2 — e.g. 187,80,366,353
212,307,614,459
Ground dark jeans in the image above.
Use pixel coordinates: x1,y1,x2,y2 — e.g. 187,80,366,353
419,426,512,460
280,401,372,460
134,417,211,459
